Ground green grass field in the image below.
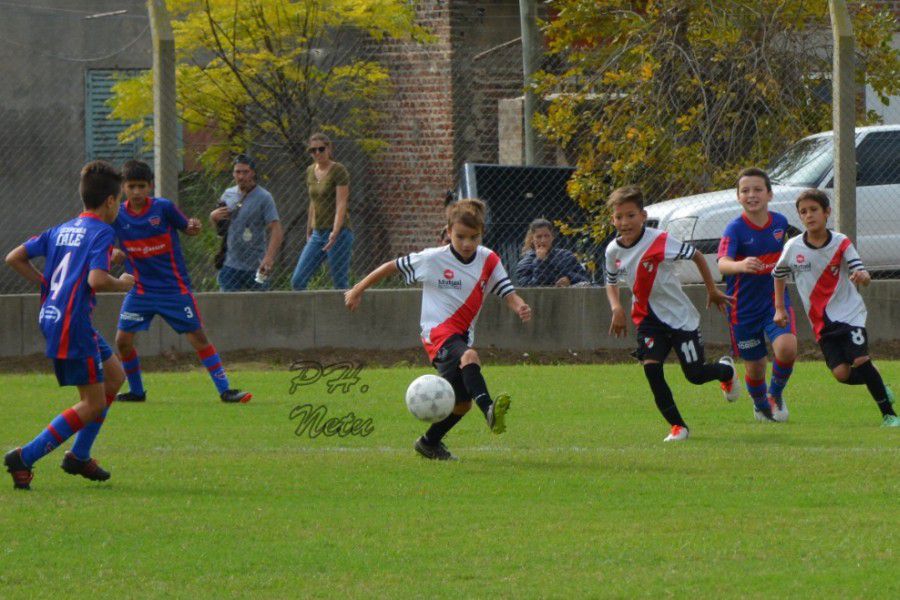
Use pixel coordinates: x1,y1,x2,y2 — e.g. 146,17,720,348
1,361,898,598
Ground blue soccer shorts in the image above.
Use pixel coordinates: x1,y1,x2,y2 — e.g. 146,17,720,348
117,292,203,334
52,332,113,386
729,309,796,361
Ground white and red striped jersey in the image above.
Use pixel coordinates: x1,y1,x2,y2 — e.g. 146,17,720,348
396,245,515,360
773,231,867,340
605,227,699,330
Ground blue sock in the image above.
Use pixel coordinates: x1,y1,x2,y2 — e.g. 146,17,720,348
768,359,794,400
21,408,85,466
198,344,230,394
71,394,114,460
122,349,145,396
745,376,769,411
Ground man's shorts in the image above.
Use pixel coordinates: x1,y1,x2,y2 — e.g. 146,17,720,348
431,334,471,405
635,323,706,367
819,323,870,370
118,292,203,334
729,310,796,361
52,332,113,386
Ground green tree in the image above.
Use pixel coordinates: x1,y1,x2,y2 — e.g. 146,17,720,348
535,1,900,242
110,0,431,171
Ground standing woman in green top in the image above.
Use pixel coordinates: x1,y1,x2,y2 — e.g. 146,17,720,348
291,132,354,290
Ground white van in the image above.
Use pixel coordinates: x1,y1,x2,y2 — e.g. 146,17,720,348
644,125,900,282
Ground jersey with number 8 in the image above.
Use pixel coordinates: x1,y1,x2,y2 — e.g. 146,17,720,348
23,212,115,359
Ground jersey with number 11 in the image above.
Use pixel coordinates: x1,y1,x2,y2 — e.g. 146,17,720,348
23,212,115,359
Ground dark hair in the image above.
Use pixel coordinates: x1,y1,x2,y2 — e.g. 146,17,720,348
796,188,830,211
80,160,123,209
522,218,554,255
447,198,486,233
122,159,154,183
438,227,450,244
736,167,772,192
606,185,644,210
233,154,257,171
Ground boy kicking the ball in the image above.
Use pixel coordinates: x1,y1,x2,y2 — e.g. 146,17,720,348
773,189,897,426
345,199,531,460
604,186,737,442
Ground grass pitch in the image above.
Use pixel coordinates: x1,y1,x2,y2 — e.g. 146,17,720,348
1,361,898,598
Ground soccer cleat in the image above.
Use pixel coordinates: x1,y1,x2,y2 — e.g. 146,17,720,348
4,448,33,491
770,395,789,423
754,404,777,422
61,451,111,482
663,425,689,442
486,393,511,434
719,356,740,402
116,391,146,402
882,415,900,428
221,389,252,403
414,436,457,461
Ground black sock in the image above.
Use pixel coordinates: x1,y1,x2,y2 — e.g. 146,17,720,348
682,362,731,386
855,360,895,416
840,367,866,385
644,363,687,427
424,413,464,444
461,364,491,416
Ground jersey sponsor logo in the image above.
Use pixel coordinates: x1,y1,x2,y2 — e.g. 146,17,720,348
773,229,784,241
443,269,454,279
149,216,161,227
796,254,805,263
119,311,145,322
55,226,87,248
737,338,761,350
122,233,173,258
793,261,811,272
615,259,622,269
39,305,62,323
438,277,462,290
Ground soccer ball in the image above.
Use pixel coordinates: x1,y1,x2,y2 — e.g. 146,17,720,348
405,374,455,423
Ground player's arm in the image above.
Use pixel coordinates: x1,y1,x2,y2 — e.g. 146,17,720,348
605,283,626,338
4,245,44,285
345,260,399,311
773,277,789,327
845,242,870,287
717,256,764,275
693,251,732,312
504,292,532,322
88,269,134,293
183,218,202,236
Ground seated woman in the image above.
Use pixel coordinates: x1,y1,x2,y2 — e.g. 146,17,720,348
515,218,589,287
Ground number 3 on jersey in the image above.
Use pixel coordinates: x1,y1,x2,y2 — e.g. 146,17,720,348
49,252,72,300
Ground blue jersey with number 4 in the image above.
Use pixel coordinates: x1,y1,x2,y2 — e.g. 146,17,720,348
24,212,115,359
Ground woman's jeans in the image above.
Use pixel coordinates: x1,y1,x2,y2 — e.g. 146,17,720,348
291,228,354,290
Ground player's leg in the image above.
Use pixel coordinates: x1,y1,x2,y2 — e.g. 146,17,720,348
458,346,509,434
184,327,251,403
290,230,329,291
116,293,155,401
766,313,797,421
637,328,688,441
675,329,735,387
325,228,354,290
66,337,122,480
415,337,470,460
827,328,897,424
5,356,107,489
733,321,775,421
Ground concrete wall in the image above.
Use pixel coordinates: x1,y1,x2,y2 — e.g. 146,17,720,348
3,281,899,358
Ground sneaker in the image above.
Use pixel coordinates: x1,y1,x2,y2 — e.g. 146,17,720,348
116,391,146,402
663,425,689,442
754,404,777,422
486,393,511,434
221,389,252,403
882,415,900,428
4,448,33,491
719,356,740,402
770,395,789,423
414,436,457,461
61,451,110,482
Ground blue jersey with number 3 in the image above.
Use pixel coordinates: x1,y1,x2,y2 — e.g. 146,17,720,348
23,212,115,359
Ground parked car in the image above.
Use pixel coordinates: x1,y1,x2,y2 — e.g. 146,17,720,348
644,125,900,282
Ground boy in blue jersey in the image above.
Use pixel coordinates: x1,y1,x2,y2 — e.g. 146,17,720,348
4,161,134,490
717,167,798,422
112,160,251,404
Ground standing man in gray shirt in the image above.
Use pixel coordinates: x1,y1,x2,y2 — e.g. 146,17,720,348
210,155,284,291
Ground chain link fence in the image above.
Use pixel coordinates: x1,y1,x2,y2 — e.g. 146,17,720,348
0,1,898,295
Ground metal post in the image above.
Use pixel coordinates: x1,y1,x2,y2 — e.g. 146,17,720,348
147,0,178,201
829,0,856,241
519,0,541,165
